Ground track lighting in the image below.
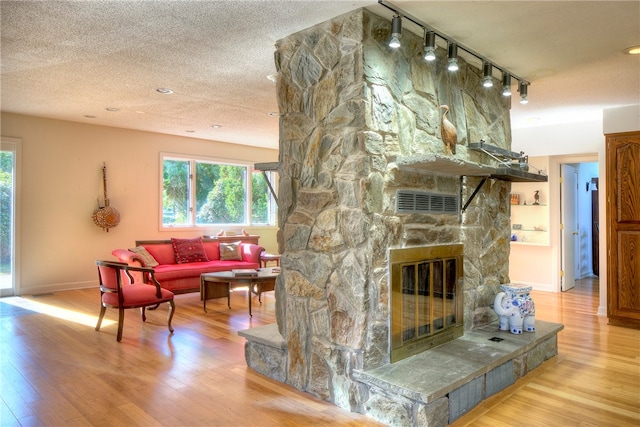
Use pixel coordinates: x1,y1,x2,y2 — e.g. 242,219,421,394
380,1,530,99
519,81,529,104
389,15,402,48
501,73,512,97
447,43,459,71
482,62,493,88
423,31,436,61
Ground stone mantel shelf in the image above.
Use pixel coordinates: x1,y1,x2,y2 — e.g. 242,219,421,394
396,154,548,212
395,154,548,183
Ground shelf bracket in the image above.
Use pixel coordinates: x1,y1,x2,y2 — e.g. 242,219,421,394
461,176,488,212
261,171,278,205
255,162,279,206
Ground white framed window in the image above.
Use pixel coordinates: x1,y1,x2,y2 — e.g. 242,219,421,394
160,153,277,229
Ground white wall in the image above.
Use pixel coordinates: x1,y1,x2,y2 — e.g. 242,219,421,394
603,105,640,134
1,113,279,295
511,119,604,295
508,157,555,291
512,105,640,316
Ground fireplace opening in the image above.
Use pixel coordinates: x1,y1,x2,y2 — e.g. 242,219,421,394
390,244,464,362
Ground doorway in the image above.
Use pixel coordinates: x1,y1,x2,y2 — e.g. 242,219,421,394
559,161,599,292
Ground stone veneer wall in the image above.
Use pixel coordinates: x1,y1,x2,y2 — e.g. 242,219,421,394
271,9,512,410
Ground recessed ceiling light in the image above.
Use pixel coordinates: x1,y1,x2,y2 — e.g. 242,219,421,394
622,45,640,55
156,87,174,94
84,115,96,119
211,124,222,129
185,130,195,133
105,107,119,112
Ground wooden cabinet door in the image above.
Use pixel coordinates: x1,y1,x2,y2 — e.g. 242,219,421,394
606,132,640,328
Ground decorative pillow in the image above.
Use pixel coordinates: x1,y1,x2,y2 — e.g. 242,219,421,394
171,237,209,264
219,241,242,260
128,246,159,267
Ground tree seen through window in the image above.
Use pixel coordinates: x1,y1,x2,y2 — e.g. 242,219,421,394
162,156,275,228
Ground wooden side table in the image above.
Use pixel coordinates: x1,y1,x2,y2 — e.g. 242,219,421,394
200,269,279,316
200,275,231,313
260,253,281,268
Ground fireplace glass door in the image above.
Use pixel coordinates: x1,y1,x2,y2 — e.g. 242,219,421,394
391,245,463,362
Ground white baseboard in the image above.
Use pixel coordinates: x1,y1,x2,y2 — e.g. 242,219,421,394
19,280,95,296
512,281,556,293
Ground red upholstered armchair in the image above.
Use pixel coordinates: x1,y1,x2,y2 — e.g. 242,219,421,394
95,260,175,342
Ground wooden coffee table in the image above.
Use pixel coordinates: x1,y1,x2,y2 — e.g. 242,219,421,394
200,268,280,316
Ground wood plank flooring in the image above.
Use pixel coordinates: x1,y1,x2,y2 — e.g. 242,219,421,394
451,278,640,427
1,277,638,426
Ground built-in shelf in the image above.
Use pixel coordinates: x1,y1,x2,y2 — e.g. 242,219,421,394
510,180,550,246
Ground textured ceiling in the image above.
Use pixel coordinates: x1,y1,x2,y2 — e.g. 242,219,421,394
1,1,639,150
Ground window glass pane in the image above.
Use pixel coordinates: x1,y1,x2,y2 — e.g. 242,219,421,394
161,155,274,228
446,259,457,326
0,150,14,287
251,171,269,224
401,265,415,342
196,164,246,225
417,262,430,337
162,159,190,226
432,261,444,332
195,162,220,221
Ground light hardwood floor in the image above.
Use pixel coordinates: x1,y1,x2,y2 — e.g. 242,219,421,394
0,278,638,426
451,278,640,427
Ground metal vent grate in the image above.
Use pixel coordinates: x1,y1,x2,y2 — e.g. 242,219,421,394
396,191,459,214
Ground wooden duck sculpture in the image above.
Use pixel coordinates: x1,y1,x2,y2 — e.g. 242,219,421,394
439,105,457,156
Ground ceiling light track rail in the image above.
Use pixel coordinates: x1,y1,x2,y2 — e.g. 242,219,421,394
377,0,530,86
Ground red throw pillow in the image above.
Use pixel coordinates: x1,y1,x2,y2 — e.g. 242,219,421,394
171,237,209,264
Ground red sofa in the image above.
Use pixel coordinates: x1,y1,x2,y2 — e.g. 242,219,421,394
112,237,264,294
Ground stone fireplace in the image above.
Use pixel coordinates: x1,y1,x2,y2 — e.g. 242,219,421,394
240,8,561,426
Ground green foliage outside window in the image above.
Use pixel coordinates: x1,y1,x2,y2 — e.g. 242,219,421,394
162,156,275,227
162,159,189,226
197,164,246,224
0,151,13,264
251,173,269,224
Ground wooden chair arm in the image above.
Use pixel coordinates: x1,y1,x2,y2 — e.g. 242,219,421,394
122,265,163,298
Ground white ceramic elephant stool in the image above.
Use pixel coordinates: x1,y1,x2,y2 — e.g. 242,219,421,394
494,283,535,334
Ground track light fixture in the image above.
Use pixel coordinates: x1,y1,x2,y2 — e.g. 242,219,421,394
482,62,494,88
389,15,402,48
519,81,529,104
501,73,512,97
447,43,459,71
423,31,436,61
380,1,530,100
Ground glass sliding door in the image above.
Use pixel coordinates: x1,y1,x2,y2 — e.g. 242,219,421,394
0,137,20,296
